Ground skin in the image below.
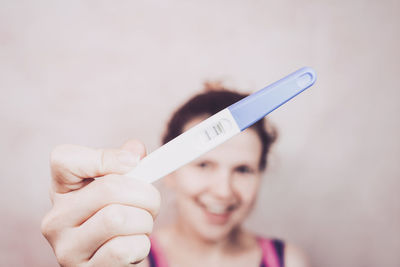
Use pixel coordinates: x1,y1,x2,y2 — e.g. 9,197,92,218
140,117,309,267
149,117,266,267
42,119,309,267
42,140,161,266
165,117,265,245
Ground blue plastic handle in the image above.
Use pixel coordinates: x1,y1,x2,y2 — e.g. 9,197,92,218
228,67,316,131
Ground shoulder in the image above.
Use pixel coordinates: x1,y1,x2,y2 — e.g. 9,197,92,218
284,242,310,267
257,237,309,267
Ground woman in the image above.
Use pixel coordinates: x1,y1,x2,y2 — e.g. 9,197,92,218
42,84,309,267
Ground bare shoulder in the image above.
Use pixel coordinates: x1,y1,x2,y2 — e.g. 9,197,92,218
284,242,310,267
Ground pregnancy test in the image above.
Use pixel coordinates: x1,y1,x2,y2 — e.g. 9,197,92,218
127,67,316,183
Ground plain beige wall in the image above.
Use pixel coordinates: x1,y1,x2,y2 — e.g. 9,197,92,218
1,0,399,266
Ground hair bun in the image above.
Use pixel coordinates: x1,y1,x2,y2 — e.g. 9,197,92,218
203,81,226,92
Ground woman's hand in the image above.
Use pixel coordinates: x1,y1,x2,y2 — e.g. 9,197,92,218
41,140,160,266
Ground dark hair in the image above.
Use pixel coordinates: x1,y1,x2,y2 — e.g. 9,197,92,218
162,82,277,171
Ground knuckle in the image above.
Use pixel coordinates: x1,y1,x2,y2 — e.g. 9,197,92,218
40,214,51,238
96,175,161,217
52,231,82,267
106,236,151,265
41,210,58,239
127,180,161,216
128,235,151,264
50,144,70,168
137,209,154,234
103,174,122,189
54,244,71,266
147,184,161,216
96,148,107,175
101,205,126,235
138,235,151,258
107,240,126,262
96,148,124,176
96,175,120,197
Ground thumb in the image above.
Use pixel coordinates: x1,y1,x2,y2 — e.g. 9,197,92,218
120,139,147,159
50,140,146,193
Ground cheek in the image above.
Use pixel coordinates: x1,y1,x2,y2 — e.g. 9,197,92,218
172,167,210,196
232,176,261,204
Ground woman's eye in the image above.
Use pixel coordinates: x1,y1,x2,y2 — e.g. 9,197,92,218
197,162,210,168
235,165,254,174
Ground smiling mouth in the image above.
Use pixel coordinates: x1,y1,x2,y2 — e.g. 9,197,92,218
203,203,235,214
197,201,238,224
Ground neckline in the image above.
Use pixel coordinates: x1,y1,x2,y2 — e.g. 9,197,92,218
149,235,279,267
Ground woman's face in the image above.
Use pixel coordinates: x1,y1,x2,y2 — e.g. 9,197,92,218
166,117,263,242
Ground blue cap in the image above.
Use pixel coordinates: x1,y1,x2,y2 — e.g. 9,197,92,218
228,67,317,131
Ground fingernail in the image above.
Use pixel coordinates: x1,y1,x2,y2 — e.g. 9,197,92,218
117,151,140,166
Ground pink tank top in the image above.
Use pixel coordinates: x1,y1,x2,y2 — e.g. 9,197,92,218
148,236,283,267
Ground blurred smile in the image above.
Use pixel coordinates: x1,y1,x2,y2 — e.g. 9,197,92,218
196,199,238,225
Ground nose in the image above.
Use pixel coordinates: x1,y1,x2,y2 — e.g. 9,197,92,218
209,169,235,199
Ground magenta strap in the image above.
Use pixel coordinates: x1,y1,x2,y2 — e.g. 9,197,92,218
257,238,281,267
149,236,169,267
150,236,279,267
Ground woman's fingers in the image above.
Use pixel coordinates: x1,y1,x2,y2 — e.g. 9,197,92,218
50,140,146,194
41,175,160,265
87,235,151,267
48,205,153,264
46,174,160,230
78,204,153,259
42,140,156,267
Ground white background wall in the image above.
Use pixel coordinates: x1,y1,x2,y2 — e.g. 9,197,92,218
0,0,399,266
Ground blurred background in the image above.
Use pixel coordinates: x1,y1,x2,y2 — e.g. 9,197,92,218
1,0,399,266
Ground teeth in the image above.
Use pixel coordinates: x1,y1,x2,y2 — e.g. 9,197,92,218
205,205,228,214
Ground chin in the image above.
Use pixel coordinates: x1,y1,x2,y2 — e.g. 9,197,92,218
192,212,244,243
195,224,234,243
